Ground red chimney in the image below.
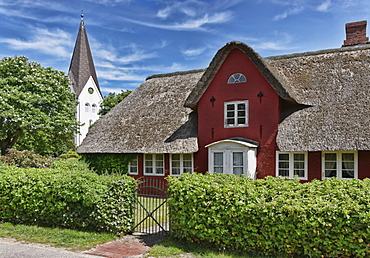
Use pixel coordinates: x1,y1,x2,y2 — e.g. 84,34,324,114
342,20,370,47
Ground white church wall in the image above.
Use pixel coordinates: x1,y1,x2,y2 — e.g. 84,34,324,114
76,76,103,145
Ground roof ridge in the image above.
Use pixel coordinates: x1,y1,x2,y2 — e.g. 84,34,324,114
146,69,205,80
265,43,370,61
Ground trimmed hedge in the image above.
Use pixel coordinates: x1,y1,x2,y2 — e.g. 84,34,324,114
82,153,135,175
168,173,370,257
0,162,136,235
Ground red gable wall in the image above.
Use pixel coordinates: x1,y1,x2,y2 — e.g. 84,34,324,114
194,48,280,178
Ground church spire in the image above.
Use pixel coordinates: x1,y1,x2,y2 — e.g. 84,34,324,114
68,14,100,97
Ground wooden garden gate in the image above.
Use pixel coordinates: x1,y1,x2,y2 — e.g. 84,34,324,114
132,178,169,235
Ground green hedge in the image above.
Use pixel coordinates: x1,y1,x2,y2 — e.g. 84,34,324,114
0,162,136,235
81,153,135,175
168,174,370,257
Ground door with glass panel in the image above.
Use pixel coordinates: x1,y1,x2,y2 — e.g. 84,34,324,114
211,150,246,176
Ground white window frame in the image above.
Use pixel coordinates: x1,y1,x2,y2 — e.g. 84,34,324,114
227,73,247,84
276,152,308,180
224,100,248,128
144,153,164,176
128,156,138,175
209,149,248,176
170,153,193,176
322,151,358,179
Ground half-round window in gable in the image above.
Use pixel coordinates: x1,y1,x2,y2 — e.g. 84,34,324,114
227,73,247,84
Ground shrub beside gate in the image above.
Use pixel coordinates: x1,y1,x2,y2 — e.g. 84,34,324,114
168,173,370,257
0,163,136,235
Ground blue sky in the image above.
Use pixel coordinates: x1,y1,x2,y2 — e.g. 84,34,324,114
0,0,369,95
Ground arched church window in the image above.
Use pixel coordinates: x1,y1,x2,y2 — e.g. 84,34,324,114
227,73,247,84
85,103,90,112
92,104,97,113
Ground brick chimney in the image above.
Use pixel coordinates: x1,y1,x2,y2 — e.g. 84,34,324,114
342,20,370,47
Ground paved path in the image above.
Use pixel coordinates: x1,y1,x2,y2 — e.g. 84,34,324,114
83,233,165,258
0,233,164,258
0,239,101,258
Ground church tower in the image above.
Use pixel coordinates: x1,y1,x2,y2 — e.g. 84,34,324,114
69,14,103,146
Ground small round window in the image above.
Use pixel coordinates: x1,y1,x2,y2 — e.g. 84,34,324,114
227,73,247,84
88,87,94,94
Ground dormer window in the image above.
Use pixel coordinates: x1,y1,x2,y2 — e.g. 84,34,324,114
227,73,246,84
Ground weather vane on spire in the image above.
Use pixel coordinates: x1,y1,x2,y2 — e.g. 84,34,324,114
81,10,84,20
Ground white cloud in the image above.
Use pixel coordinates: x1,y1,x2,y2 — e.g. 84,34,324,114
156,1,204,19
317,0,332,12
98,69,145,81
0,27,73,57
124,12,231,31
83,0,133,5
181,47,206,57
91,41,157,65
273,6,304,21
250,31,296,52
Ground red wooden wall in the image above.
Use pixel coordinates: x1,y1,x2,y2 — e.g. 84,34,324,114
194,48,280,178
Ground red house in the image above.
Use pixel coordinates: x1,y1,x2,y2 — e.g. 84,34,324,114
78,21,370,182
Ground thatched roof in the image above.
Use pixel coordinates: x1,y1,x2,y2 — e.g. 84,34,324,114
267,44,370,151
77,69,204,153
78,41,370,154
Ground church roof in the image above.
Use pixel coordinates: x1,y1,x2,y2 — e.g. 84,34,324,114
68,17,100,97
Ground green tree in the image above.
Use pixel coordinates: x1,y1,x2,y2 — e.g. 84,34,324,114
98,90,131,116
0,56,79,156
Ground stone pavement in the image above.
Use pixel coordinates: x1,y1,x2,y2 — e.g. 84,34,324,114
0,232,165,258
83,232,165,258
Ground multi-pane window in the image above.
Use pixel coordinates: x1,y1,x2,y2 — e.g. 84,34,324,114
144,154,164,176
277,152,307,180
211,151,246,175
323,152,357,179
213,152,224,173
170,154,193,176
128,156,138,175
233,152,244,175
227,73,247,84
224,101,248,127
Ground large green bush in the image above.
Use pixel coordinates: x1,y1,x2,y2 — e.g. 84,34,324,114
81,153,135,175
168,174,370,257
0,149,53,168
0,162,136,235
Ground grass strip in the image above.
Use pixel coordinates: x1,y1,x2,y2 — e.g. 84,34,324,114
148,236,275,258
0,222,117,251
